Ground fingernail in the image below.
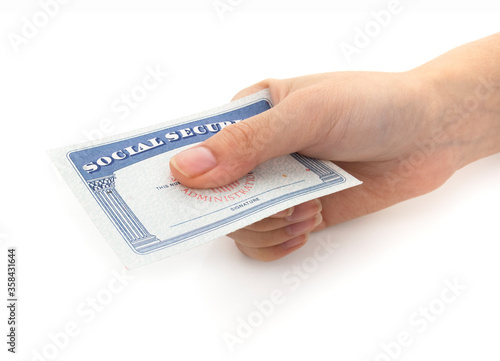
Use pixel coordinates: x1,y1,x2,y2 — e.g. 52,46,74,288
281,234,308,249
272,207,295,219
285,213,322,236
170,147,217,178
286,199,321,222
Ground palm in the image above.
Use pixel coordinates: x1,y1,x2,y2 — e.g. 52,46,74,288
314,152,456,231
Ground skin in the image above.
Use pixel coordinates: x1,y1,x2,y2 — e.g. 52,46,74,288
170,32,500,262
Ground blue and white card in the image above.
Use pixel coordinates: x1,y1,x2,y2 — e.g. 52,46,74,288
49,90,361,268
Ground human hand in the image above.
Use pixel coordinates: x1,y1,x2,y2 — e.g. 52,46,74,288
170,34,500,261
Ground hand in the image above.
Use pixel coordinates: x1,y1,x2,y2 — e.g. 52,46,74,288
170,33,500,261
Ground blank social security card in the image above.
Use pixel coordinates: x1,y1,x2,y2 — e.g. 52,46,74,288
49,89,362,269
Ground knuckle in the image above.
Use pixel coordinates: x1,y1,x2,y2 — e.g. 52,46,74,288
261,78,287,102
218,121,258,156
259,78,275,88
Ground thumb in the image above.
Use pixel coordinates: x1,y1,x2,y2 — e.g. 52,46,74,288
169,95,310,189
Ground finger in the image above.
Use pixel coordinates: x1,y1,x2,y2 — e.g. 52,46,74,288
231,81,271,102
169,85,315,189
234,234,309,262
244,199,321,232
268,207,294,219
230,78,290,103
229,213,322,248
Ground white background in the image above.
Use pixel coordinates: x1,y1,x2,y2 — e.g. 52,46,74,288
1,1,499,360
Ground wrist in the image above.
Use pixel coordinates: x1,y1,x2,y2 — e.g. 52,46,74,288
413,34,500,172
433,71,500,171
412,71,500,175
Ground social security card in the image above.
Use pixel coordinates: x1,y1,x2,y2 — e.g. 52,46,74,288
49,90,362,269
